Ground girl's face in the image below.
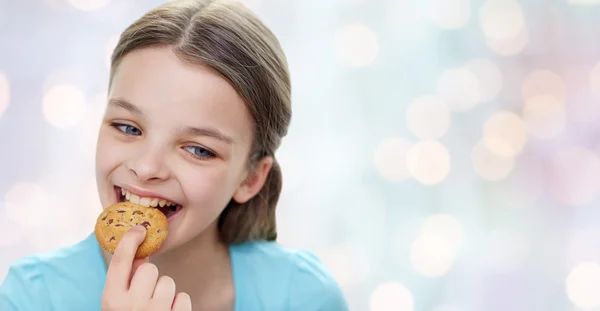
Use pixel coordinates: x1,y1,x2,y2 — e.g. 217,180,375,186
95,47,270,253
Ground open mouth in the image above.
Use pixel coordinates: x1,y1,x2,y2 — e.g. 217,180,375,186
114,186,182,219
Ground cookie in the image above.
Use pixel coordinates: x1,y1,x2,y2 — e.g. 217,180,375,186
94,202,168,258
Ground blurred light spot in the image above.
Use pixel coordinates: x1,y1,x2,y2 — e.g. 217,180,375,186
0,73,10,118
370,282,414,311
428,0,471,30
481,230,529,273
319,243,371,287
410,214,463,277
568,0,600,5
66,0,111,11
485,26,528,56
483,111,527,157
335,24,379,67
4,182,52,230
436,68,481,112
523,70,567,102
43,84,87,129
465,58,503,102
407,141,451,185
406,95,451,140
552,147,600,206
373,137,412,182
566,261,600,309
479,0,525,40
472,140,514,181
523,95,565,140
105,35,119,69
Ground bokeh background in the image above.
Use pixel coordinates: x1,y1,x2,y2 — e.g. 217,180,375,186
2,0,600,310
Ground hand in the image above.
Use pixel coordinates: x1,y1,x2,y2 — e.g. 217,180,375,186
101,225,192,311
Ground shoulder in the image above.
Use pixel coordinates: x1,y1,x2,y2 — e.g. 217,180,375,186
0,233,106,311
231,241,349,310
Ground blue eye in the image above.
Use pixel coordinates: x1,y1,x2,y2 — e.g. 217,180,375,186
112,123,142,136
184,145,215,159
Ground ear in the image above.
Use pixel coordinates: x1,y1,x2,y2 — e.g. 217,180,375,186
233,156,273,204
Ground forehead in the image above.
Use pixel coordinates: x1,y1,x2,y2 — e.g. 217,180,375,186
108,47,253,145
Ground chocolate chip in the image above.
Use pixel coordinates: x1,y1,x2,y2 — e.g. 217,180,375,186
140,221,151,228
117,210,126,213
109,236,115,242
133,210,143,215
130,218,133,222
107,219,113,225
157,229,162,233
101,215,108,221
115,224,123,227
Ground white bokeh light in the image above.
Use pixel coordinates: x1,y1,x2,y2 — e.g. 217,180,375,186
483,111,527,157
410,214,464,277
566,261,600,310
552,146,600,206
485,26,529,56
523,70,567,102
428,0,471,30
43,84,87,129
373,137,412,182
4,182,53,230
407,141,451,185
0,210,26,248
370,282,414,311
523,95,566,140
436,68,481,112
0,72,9,118
479,0,525,40
66,0,111,11
405,95,451,140
465,58,503,102
335,24,379,67
472,140,515,181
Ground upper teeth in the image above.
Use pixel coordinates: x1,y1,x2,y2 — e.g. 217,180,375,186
121,188,176,208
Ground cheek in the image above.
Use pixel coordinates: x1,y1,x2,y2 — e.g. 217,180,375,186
179,167,239,210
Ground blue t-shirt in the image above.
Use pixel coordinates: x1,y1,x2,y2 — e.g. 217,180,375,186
0,233,348,311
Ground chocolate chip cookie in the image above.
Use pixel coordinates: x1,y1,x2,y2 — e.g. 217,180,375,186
94,202,168,258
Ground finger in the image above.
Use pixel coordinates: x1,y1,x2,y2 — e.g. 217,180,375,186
171,292,192,311
129,256,150,285
150,276,176,309
129,262,159,300
104,225,147,292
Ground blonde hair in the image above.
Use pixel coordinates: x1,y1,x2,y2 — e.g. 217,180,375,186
109,0,291,244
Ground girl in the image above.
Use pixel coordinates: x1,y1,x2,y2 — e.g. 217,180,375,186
0,0,349,310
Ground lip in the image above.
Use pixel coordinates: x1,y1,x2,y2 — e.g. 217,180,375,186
115,184,182,206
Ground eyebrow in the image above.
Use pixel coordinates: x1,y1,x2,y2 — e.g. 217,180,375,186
108,98,234,144
185,126,234,144
109,98,142,115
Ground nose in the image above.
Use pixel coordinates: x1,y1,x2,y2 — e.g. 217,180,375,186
127,148,170,183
